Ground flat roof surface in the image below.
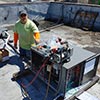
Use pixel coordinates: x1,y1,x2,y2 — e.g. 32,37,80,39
0,23,100,100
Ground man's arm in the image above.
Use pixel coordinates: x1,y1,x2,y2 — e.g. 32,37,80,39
14,32,18,48
34,32,40,43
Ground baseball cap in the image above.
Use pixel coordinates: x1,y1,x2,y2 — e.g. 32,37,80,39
19,10,27,16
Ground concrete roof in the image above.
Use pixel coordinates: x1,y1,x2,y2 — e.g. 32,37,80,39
0,21,100,100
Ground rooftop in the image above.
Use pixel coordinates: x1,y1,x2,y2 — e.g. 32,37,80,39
0,21,100,100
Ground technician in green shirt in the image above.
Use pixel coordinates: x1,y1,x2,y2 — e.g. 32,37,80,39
13,10,40,59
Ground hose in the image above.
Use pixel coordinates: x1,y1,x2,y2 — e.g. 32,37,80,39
43,63,53,100
21,57,50,88
54,49,63,96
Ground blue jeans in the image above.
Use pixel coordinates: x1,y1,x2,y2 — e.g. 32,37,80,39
19,47,31,60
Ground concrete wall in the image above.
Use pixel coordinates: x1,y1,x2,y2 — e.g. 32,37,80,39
45,2,100,31
0,2,50,26
0,2,100,31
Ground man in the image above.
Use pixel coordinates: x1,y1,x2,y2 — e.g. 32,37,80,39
13,10,40,59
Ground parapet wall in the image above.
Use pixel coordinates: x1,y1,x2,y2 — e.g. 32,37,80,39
0,2,50,26
46,2,100,31
0,2,100,31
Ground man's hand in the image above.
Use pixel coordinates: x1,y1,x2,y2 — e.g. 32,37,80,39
35,39,40,44
14,44,17,49
34,32,40,44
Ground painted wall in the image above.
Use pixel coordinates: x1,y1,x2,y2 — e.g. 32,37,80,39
0,2,50,26
0,2,100,31
46,2,100,31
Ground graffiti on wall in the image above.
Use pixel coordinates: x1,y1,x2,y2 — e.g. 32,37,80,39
65,7,73,21
71,8,99,30
0,7,10,23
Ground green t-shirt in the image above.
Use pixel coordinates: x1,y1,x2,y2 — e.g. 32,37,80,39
13,19,39,50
